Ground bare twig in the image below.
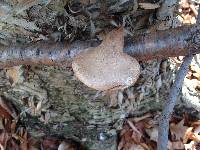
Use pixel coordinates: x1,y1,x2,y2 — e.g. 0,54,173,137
124,24,200,60
157,55,194,150
0,25,199,68
197,5,200,24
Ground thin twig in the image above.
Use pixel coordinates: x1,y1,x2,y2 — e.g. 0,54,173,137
157,55,194,150
197,5,200,24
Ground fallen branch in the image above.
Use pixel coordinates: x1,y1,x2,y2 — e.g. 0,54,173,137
157,55,194,150
124,24,200,60
0,24,199,68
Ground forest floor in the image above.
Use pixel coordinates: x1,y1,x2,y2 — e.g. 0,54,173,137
0,0,200,149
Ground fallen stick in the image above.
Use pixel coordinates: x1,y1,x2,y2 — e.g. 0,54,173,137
157,55,194,150
0,24,199,68
125,24,200,60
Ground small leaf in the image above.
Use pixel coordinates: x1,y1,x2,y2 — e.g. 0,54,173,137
170,119,189,141
145,126,158,142
0,96,18,120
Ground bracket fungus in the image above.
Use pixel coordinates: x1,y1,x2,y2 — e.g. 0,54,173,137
72,28,140,91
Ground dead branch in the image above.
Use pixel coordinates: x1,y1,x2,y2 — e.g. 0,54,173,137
0,24,199,68
198,9,200,24
124,25,200,60
157,55,193,150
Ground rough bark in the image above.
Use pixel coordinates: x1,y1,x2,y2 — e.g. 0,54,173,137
1,59,175,149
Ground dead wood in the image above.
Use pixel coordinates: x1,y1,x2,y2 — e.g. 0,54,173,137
0,24,199,68
157,55,194,150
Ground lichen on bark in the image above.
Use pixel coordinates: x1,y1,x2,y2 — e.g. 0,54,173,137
1,58,175,149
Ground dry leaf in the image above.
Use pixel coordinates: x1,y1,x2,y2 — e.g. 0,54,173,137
180,0,190,9
19,129,40,150
0,96,18,120
6,138,20,150
132,130,142,144
183,127,193,143
193,72,200,80
170,141,185,150
195,84,200,91
26,138,40,150
0,130,9,149
19,129,28,150
0,105,13,120
124,130,134,144
184,126,200,143
190,65,200,73
188,132,200,142
118,136,125,150
118,126,137,150
145,126,158,142
189,4,198,17
6,66,24,86
127,120,143,144
140,143,151,150
128,143,145,150
0,129,20,150
170,119,189,141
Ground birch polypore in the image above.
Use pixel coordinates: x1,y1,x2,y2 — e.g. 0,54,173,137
72,28,140,91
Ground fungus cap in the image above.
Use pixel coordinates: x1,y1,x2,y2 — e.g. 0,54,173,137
72,28,140,91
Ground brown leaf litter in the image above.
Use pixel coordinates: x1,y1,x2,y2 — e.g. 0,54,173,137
0,95,85,150
118,112,200,150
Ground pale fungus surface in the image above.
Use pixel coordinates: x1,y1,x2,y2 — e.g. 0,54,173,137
72,28,140,91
